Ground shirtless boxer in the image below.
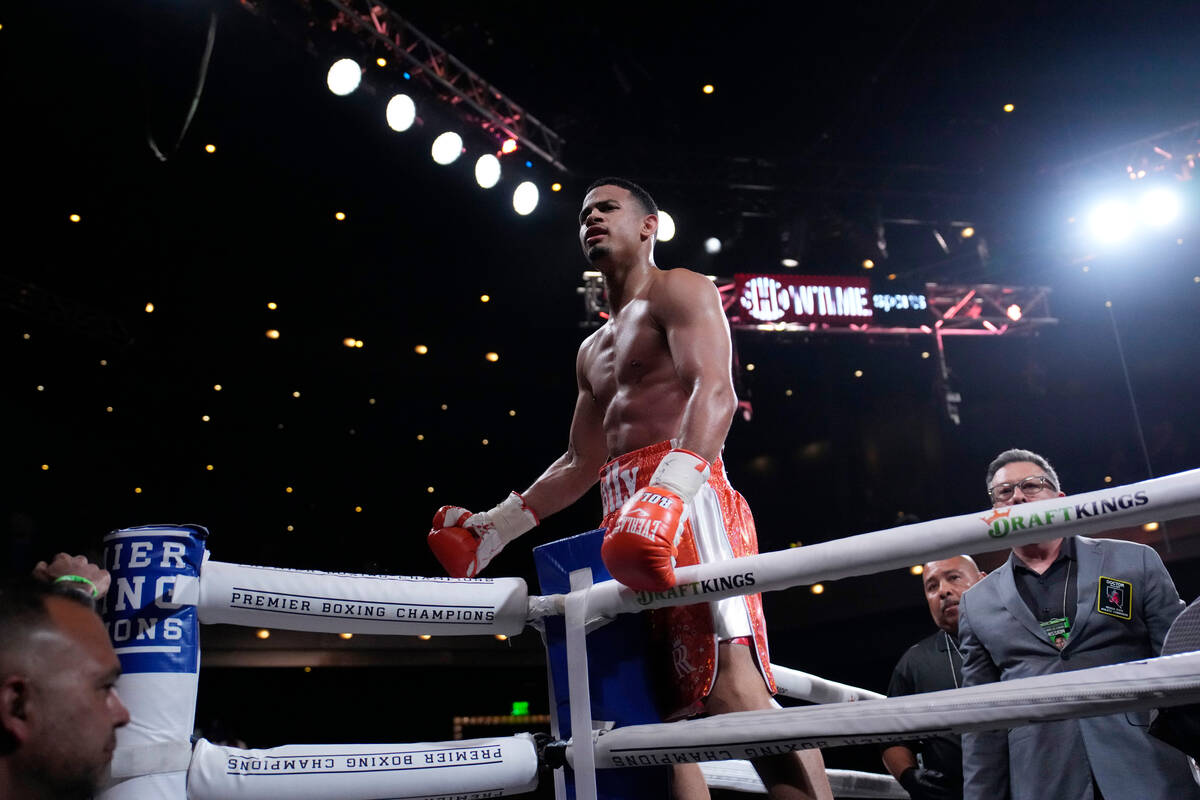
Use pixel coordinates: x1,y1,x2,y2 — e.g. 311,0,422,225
429,178,832,800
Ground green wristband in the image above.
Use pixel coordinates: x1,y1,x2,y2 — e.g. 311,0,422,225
54,574,99,599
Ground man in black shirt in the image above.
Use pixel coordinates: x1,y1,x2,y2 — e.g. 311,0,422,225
882,555,984,800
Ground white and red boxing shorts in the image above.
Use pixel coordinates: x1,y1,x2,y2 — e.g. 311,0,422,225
599,440,775,720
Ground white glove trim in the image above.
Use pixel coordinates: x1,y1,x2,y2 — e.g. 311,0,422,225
649,449,711,503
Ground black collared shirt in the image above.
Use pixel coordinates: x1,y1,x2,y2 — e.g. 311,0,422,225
1012,535,1078,625
885,630,965,792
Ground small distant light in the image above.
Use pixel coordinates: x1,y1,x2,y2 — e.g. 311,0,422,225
22,333,30,340
1104,475,1113,483
205,464,214,471
265,329,280,339
551,182,562,192
485,352,500,362
495,634,508,641
781,258,799,268
202,415,210,422
354,506,363,513
106,406,114,413
99,359,107,366
368,398,376,405
440,404,448,410
1003,103,1014,113
656,210,676,242
921,351,930,359
1194,276,1200,283
501,138,518,154
854,369,863,378
704,237,722,254
702,84,714,94
1178,238,1185,245
480,294,491,303
960,226,975,238
862,259,874,269
287,525,294,531
1143,522,1160,532
1137,169,1146,179
375,57,387,67
785,389,793,397
1105,300,1112,308
746,363,755,371
40,464,49,471
285,486,293,493
145,302,155,313
910,565,924,575
417,434,424,441
481,439,489,446
344,337,357,348
292,391,301,398
402,71,411,80
335,211,346,221
525,160,532,168
508,409,516,416
426,486,434,493
69,213,81,223
513,181,539,215
887,273,897,281
267,301,277,310
418,634,432,640
354,339,364,348
205,144,216,154
475,154,502,189
1006,304,1023,322
213,384,222,391
1082,265,1091,273
256,629,271,640
386,94,417,132
134,487,142,494
340,632,354,639
36,385,44,392
811,584,825,595
415,344,428,355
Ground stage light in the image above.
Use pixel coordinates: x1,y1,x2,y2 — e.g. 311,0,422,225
355,506,362,513
480,294,490,303
256,629,270,640
205,144,216,154
376,57,387,67
509,409,516,416
69,213,81,222
343,337,357,347
335,211,346,221
145,302,155,313
267,301,277,310
704,237,722,254
419,634,432,640
1086,199,1134,244
910,565,924,575
213,384,222,391
1003,103,1014,113
1006,304,1023,321
205,464,214,471
501,138,518,154
415,344,428,354
386,94,416,132
702,84,714,94
326,58,362,96
285,486,293,493
746,363,755,372
1138,187,1181,228
354,339,363,348
485,352,500,362
781,258,799,268
513,181,539,215
960,226,975,238
201,415,210,422
340,632,354,639
265,329,280,339
134,487,142,494
475,154,501,188
862,259,874,269
41,464,49,471
657,210,676,242
1143,522,1160,532
551,182,562,192
431,131,463,165
811,584,825,595
292,391,301,398
854,369,863,378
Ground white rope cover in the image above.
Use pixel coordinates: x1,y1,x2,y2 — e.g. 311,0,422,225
699,762,906,798
568,470,1200,620
579,651,1200,768
197,561,529,636
186,735,540,800
771,665,885,704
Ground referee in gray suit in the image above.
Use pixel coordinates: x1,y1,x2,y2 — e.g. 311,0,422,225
959,448,1199,800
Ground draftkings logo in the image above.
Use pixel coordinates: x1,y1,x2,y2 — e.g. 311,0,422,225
980,491,1149,538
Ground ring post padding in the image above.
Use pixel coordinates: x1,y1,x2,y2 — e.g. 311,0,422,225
99,524,208,800
581,470,1200,620
533,530,669,800
187,735,539,800
583,651,1200,767
198,561,528,636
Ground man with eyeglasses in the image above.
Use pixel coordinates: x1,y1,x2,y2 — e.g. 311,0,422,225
959,448,1198,800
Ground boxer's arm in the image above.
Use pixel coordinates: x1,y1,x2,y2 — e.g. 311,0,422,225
653,269,736,463
519,342,607,519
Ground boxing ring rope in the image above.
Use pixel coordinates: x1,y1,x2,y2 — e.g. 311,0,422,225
98,468,1200,800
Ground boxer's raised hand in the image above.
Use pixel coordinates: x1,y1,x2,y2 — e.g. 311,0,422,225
602,449,710,591
32,552,112,598
429,492,538,578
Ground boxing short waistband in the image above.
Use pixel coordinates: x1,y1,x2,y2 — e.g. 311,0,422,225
599,440,728,518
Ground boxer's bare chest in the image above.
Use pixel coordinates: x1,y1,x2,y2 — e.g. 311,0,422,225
583,299,674,410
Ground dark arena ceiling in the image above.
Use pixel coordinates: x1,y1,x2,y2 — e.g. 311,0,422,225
4,0,1200,783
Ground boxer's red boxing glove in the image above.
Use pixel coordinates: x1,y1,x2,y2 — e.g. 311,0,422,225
602,449,711,591
429,492,538,578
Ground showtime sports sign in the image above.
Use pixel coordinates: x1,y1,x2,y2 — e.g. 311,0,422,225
735,274,874,325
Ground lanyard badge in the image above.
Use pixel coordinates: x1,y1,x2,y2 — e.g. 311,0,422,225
1040,616,1071,649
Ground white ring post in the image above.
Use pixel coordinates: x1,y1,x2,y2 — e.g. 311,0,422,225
566,568,598,800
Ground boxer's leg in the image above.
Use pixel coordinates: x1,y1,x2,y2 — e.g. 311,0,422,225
703,641,833,800
671,762,711,800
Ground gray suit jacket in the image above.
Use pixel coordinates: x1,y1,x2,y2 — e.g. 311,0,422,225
959,536,1197,800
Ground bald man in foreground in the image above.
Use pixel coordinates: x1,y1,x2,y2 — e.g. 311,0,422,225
0,577,130,799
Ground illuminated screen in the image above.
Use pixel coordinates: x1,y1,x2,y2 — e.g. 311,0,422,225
731,273,929,328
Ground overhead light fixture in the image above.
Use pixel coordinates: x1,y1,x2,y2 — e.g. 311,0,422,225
657,210,676,242
431,131,463,165
475,154,501,188
704,237,722,254
386,94,416,132
326,58,362,96
513,181,539,215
